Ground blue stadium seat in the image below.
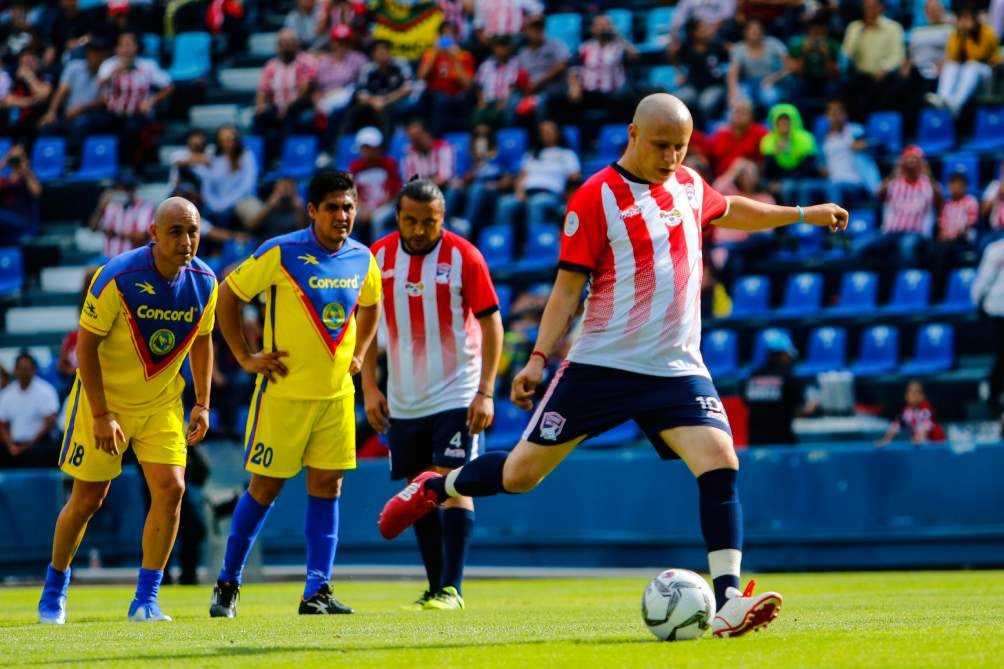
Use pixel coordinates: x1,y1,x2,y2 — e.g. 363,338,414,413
234,405,249,435
495,284,512,318
444,131,472,175
963,106,1004,152
606,9,633,42
587,421,641,448
774,272,823,317
388,129,409,161
477,225,515,268
812,115,829,144
916,108,955,155
545,13,582,54
243,134,265,173
274,134,317,179
580,157,610,177
142,33,161,60
934,267,976,314
846,209,877,237
487,399,525,450
31,137,65,182
0,138,11,169
648,65,681,91
900,323,954,375
168,32,212,81
221,238,258,266
701,329,739,378
747,327,792,370
496,127,529,173
70,135,118,181
884,269,932,314
519,224,560,268
866,111,904,154
851,325,900,376
562,125,581,154
0,247,24,297
597,124,629,160
640,6,676,53
730,275,771,318
776,222,824,260
940,151,979,192
795,326,847,377
829,271,878,316
335,134,360,169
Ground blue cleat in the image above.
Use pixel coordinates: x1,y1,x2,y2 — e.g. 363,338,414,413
38,565,70,625
128,600,173,622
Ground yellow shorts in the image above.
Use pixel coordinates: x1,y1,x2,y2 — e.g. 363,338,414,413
58,379,187,482
242,380,356,479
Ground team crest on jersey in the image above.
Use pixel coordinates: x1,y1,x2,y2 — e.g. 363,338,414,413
322,302,346,330
661,208,684,227
405,281,424,296
435,263,451,284
685,183,699,209
149,328,176,356
539,411,566,441
563,211,579,236
619,204,642,220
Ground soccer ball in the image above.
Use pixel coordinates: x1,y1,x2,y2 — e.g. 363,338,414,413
641,569,716,641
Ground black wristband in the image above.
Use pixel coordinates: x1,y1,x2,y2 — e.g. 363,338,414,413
476,390,493,399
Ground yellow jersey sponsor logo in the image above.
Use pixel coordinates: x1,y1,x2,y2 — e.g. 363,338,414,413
321,302,346,330
308,275,359,289
149,328,176,355
136,305,197,322
299,254,319,265
135,281,156,295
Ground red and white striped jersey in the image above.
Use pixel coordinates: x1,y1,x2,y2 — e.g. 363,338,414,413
258,53,317,113
559,163,728,378
578,40,626,93
475,57,527,102
371,230,499,418
882,176,935,235
403,139,455,182
97,57,172,115
938,194,978,240
473,0,543,37
100,198,156,258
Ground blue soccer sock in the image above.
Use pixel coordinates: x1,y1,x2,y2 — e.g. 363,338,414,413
304,495,339,599
427,451,510,501
413,508,443,593
133,567,164,605
218,491,274,585
41,564,71,603
441,507,474,594
697,468,743,610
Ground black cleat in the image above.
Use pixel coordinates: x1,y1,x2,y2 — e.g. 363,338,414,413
298,583,354,615
210,580,240,618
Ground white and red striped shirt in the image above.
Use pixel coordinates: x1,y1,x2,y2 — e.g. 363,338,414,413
559,163,728,377
100,198,156,258
475,57,527,102
578,40,626,93
473,0,543,37
258,52,317,112
403,139,455,182
371,230,499,418
882,176,935,235
97,57,172,115
939,194,978,240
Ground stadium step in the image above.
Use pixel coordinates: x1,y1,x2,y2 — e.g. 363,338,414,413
219,67,262,93
40,266,89,294
248,32,277,58
189,104,241,132
4,306,79,334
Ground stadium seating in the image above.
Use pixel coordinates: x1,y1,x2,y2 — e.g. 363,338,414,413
477,225,515,267
962,106,1004,152
518,224,560,269
0,138,11,170
496,127,529,173
747,327,792,371
545,13,582,54
142,33,161,61
271,135,318,179
900,323,955,375
248,32,278,57
243,134,265,173
388,129,409,161
168,32,212,81
915,108,955,155
940,152,979,191
495,284,512,318
829,271,879,316
69,135,118,181
606,9,633,42
4,306,79,334
562,125,581,154
648,65,681,91
775,222,824,260
335,134,360,168
884,269,932,314
487,399,525,450
774,272,823,317
597,124,629,161
866,111,904,155
701,329,739,378
730,275,771,318
219,67,261,93
0,248,23,298
850,325,900,376
444,132,472,175
934,268,976,314
846,209,877,237
795,326,847,377
40,266,87,294
31,137,65,182
189,104,240,131
640,6,676,53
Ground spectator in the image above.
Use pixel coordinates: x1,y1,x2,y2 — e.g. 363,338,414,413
517,13,570,108
0,49,53,142
43,0,105,66
972,237,1004,410
348,126,401,241
245,178,309,240
0,352,59,469
711,158,775,280
285,0,326,49
202,123,259,228
494,119,580,231
875,380,947,446
727,18,789,112
706,96,768,177
0,144,42,244
417,22,475,134
472,0,544,39
96,31,173,167
1,3,39,63
787,13,840,109
454,123,512,237
87,171,154,260
857,145,941,264
104,0,144,41
670,20,729,128
980,160,1004,242
438,0,471,42
318,0,368,39
841,0,906,120
669,0,736,45
472,34,528,128
742,331,811,446
253,28,317,159
169,129,211,191
759,103,824,205
821,99,877,207
38,38,109,146
929,5,1001,116
933,171,979,281
348,39,414,137
403,118,459,216
313,24,367,144
909,0,953,85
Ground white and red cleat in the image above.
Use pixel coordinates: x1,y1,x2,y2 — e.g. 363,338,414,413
378,471,442,539
712,580,782,638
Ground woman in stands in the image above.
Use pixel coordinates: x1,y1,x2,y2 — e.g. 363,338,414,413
929,4,1001,116
201,124,259,229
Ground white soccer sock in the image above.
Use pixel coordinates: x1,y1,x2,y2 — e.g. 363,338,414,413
708,548,742,588
444,468,461,498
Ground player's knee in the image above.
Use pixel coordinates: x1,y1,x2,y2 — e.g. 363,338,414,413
71,486,108,517
153,478,186,508
502,467,541,494
248,475,284,504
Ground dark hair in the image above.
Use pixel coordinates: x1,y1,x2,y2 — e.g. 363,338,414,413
531,119,565,157
395,176,445,213
371,39,392,52
948,170,969,183
14,350,36,369
308,170,357,207
216,123,244,169
439,21,457,35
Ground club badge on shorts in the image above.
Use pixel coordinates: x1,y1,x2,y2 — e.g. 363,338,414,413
539,411,566,441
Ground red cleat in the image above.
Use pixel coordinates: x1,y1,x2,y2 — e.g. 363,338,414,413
378,471,443,539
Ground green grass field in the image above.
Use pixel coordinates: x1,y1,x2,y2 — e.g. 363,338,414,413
2,571,1003,668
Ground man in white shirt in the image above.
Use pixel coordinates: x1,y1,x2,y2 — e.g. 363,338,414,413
0,351,60,468
972,238,1004,412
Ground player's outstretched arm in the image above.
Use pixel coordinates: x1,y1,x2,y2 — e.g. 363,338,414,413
712,196,849,233
216,282,289,382
511,269,588,411
77,328,125,455
186,332,213,446
350,303,380,376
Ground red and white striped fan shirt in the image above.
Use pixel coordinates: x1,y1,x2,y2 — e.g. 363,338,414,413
938,194,978,240
403,139,455,182
559,164,729,378
882,176,935,235
97,57,172,115
371,230,499,418
475,57,527,103
578,40,626,93
474,0,543,37
258,53,318,113
100,199,156,258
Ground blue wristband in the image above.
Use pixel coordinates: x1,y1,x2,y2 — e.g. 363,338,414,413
796,205,805,223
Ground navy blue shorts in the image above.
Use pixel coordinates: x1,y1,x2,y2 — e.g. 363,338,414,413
522,362,731,459
387,408,478,480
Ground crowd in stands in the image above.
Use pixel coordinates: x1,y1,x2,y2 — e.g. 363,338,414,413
4,0,1004,469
